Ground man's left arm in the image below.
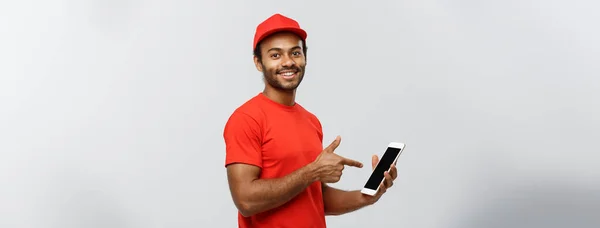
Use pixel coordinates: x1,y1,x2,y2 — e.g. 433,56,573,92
321,155,398,216
321,184,370,215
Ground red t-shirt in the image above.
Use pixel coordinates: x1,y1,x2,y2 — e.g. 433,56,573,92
223,93,326,228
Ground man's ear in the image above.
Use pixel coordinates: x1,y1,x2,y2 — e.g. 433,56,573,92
253,56,263,72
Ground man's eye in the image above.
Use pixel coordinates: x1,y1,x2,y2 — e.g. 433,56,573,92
271,53,280,58
293,51,301,56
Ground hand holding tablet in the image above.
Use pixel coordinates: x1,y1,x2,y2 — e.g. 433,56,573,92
361,142,405,196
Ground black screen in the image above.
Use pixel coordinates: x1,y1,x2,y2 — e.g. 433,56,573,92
364,147,401,190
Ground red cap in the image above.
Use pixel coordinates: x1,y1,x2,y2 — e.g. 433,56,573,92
253,13,307,50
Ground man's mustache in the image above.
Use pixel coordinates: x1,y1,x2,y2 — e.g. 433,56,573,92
276,66,301,73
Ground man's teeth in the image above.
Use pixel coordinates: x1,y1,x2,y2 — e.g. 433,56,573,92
280,72,295,76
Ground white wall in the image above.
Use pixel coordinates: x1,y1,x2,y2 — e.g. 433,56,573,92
1,0,599,227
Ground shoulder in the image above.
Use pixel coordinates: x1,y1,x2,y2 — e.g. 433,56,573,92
296,103,322,129
222,95,268,168
227,94,266,120
295,104,324,142
223,95,267,133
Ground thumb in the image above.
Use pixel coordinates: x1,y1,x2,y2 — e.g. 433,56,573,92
324,135,341,153
372,155,379,171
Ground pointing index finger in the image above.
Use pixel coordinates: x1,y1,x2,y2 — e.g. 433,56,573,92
341,157,363,168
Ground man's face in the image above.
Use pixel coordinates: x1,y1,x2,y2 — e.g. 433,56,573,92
254,32,306,92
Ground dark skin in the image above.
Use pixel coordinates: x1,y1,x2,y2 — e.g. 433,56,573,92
253,32,306,105
226,32,398,217
322,152,398,215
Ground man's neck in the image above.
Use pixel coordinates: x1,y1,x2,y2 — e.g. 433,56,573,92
263,88,296,106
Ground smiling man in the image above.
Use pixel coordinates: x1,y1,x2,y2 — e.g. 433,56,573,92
223,13,399,228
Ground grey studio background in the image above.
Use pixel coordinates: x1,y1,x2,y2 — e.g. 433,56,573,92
1,0,599,227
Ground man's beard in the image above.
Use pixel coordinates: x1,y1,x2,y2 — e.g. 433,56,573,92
262,64,305,91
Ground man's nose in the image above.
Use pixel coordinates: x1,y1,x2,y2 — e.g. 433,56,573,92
281,54,296,67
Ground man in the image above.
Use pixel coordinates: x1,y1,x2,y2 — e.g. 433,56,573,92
223,13,398,228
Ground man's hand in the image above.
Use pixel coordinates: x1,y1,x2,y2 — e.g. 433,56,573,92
361,154,398,205
310,136,363,183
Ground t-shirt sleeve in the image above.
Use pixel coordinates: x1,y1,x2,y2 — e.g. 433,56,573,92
314,116,323,143
223,111,263,168
317,119,323,143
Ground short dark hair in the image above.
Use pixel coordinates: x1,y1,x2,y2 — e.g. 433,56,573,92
253,39,308,62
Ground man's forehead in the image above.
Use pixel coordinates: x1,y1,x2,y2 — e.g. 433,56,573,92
261,33,303,49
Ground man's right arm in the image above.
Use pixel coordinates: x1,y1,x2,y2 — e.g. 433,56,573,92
223,111,361,217
223,111,318,217
226,162,318,217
